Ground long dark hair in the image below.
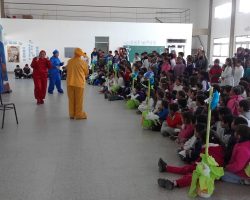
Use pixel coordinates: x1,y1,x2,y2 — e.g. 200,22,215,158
236,124,250,143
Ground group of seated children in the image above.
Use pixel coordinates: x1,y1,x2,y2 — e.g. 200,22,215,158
90,49,250,191
14,64,32,79
14,64,68,80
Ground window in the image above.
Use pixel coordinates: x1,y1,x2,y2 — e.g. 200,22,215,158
235,35,250,50
212,37,229,63
64,47,77,58
214,3,232,19
239,0,250,13
95,37,109,54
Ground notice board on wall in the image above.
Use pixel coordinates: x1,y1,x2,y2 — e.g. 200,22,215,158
123,45,165,62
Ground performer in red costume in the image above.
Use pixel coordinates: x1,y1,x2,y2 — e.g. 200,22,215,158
31,50,51,105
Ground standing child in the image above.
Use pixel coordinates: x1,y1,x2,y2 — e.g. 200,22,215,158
209,59,222,84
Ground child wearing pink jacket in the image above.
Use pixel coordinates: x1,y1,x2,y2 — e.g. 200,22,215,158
176,111,194,144
221,124,250,184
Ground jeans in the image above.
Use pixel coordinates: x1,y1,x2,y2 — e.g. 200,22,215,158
221,171,244,184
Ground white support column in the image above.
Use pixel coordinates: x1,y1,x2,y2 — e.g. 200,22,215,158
207,0,213,62
229,0,236,57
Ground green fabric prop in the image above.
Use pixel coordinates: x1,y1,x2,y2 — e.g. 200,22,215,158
245,163,250,177
141,110,154,129
189,87,224,198
111,85,120,93
126,99,140,109
189,154,224,198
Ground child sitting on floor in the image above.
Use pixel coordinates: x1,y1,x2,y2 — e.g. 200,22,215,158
23,64,32,79
14,65,23,79
187,87,197,111
173,77,183,92
178,123,206,162
157,130,224,190
221,124,250,185
224,117,248,165
176,111,194,145
153,89,164,114
176,90,188,111
161,103,182,137
152,100,169,132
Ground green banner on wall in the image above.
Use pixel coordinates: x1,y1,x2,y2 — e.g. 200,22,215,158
124,45,165,62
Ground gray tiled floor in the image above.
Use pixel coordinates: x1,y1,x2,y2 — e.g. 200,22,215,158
0,76,249,200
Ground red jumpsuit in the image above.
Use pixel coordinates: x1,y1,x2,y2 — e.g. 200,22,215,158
31,57,51,102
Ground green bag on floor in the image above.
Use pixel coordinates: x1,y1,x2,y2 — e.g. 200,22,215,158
111,85,120,93
141,111,154,129
126,99,140,109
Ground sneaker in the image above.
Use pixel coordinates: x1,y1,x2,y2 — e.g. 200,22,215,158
158,158,167,172
37,100,42,105
48,91,53,94
162,131,170,137
157,179,174,190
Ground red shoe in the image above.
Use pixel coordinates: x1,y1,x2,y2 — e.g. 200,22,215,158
41,100,44,104
37,100,41,105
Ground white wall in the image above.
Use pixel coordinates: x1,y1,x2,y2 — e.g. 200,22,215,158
5,0,197,24
0,18,192,71
209,0,250,63
235,0,250,36
193,0,209,51
210,0,232,63
4,0,212,51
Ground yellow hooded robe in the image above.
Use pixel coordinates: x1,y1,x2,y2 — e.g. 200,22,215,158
67,48,89,119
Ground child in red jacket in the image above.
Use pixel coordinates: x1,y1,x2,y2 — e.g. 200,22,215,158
209,59,222,84
221,124,250,185
157,130,224,190
161,103,182,137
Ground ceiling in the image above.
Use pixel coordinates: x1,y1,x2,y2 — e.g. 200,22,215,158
3,1,190,23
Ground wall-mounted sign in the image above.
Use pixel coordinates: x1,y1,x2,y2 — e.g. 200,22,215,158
7,46,20,63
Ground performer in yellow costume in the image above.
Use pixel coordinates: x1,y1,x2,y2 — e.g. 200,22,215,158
67,48,89,120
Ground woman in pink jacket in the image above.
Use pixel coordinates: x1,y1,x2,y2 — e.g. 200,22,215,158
221,124,250,184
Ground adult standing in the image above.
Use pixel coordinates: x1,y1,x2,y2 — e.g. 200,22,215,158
0,41,12,93
195,50,208,72
0,41,7,93
31,50,51,104
48,50,64,94
67,48,89,120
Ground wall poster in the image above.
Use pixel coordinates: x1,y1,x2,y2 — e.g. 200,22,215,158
7,46,20,63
